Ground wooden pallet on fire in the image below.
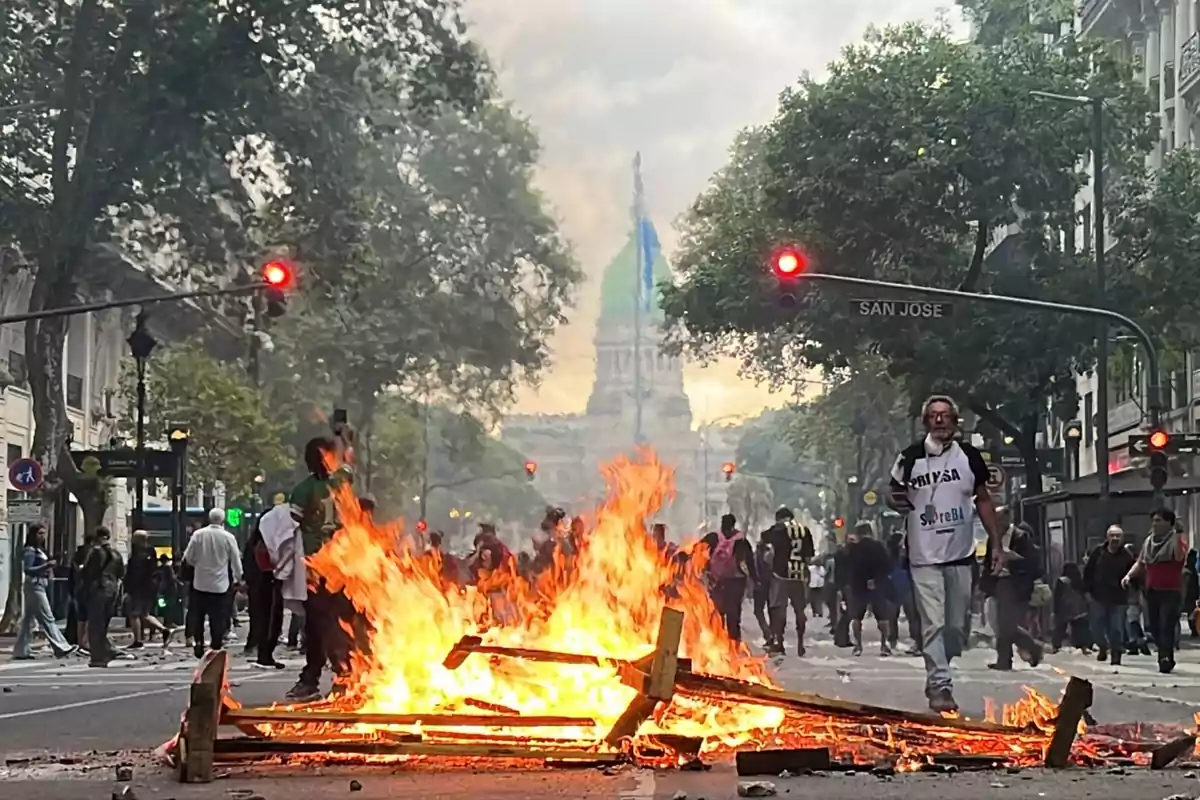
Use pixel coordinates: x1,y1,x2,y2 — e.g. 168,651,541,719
442,607,1094,768
172,650,621,783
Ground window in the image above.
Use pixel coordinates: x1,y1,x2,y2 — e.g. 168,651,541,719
1084,393,1093,447
66,374,83,409
6,349,26,385
6,444,21,468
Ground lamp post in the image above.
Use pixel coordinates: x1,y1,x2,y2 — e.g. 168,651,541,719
1031,89,1110,521
1064,420,1083,481
127,312,157,531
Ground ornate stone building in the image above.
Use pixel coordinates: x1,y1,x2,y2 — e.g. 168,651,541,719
502,230,704,535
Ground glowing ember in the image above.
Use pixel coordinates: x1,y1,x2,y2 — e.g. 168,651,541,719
262,449,1074,765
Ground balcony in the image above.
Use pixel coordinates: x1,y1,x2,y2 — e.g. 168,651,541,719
1181,32,1200,98
1080,0,1136,37
1107,398,1142,434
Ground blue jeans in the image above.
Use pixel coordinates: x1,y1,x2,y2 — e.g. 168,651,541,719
1090,601,1125,657
911,563,972,695
13,584,73,658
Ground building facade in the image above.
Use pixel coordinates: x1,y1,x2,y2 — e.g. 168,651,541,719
502,230,727,538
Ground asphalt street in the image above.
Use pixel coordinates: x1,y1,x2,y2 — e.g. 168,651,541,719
2,619,1200,798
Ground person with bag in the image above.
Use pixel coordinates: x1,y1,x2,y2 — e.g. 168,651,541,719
12,524,77,660
1123,508,1187,673
703,514,757,642
81,527,124,667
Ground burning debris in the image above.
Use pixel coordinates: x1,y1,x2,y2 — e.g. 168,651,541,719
159,451,1198,781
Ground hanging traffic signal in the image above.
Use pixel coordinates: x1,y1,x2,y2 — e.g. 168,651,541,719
524,460,537,480
722,462,735,482
832,517,845,529
771,246,810,308
1148,428,1170,490
262,260,294,318
416,519,428,533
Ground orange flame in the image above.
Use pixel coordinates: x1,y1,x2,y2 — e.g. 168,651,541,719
273,449,1066,763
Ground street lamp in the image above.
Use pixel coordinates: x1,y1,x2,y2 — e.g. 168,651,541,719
127,312,157,531
1031,89,1111,519
1064,420,1083,480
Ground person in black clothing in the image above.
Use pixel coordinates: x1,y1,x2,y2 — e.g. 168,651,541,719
844,523,894,656
762,507,814,656
752,539,772,643
1184,550,1199,639
984,521,1043,670
242,521,286,669
1082,525,1135,665
124,530,173,649
1051,562,1091,652
885,532,921,655
702,514,757,642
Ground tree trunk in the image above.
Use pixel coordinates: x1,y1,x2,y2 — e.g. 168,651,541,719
1018,414,1043,501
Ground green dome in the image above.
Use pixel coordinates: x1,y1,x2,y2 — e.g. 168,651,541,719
598,228,672,323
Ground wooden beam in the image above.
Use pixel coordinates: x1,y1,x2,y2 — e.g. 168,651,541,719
677,671,1025,735
211,737,621,763
1150,735,1196,770
180,650,227,783
604,607,685,746
1043,677,1093,769
736,748,832,775
222,708,597,728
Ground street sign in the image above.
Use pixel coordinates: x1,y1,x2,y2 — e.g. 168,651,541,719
851,299,953,319
1128,433,1200,457
69,448,175,479
995,448,1065,477
986,464,1006,490
862,489,878,506
7,458,42,493
6,499,41,524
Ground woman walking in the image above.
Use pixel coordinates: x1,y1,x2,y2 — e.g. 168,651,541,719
13,524,77,660
1124,508,1187,673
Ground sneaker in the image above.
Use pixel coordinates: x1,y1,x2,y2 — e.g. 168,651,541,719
1159,658,1175,674
193,643,205,659
162,627,177,649
251,660,286,670
988,662,1013,671
851,644,863,657
53,645,79,659
126,641,144,650
285,681,322,703
928,688,958,714
880,641,892,657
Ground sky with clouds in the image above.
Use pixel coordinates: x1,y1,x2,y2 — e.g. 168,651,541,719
462,0,967,425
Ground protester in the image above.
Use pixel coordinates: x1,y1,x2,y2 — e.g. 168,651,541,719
1051,562,1091,653
1082,525,1136,665
843,522,894,657
70,532,95,649
12,524,76,660
762,507,814,656
703,514,757,642
124,530,173,649
243,518,285,669
752,538,772,643
285,435,354,701
886,532,921,655
887,394,1001,713
984,519,1043,671
1123,508,1187,673
807,559,825,617
181,509,242,659
80,527,124,667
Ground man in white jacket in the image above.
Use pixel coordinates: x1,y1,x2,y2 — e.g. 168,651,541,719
259,502,307,623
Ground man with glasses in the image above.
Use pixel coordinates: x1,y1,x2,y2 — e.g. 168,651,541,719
887,395,1002,713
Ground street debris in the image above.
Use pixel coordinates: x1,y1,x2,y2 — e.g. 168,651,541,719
737,781,777,797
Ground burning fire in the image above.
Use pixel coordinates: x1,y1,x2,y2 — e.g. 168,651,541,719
272,449,1065,765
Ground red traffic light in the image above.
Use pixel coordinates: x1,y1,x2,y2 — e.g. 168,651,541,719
524,460,537,479
262,260,293,288
771,247,809,278
416,519,428,533
721,462,735,482
833,517,845,529
1149,430,1170,450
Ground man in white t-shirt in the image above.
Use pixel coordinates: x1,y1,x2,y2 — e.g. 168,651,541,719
887,395,1002,713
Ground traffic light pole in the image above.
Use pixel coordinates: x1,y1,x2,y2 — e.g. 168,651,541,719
0,281,271,326
797,272,1162,433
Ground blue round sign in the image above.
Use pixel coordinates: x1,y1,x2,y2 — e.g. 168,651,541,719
8,458,43,492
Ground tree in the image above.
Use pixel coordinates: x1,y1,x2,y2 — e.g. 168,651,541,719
726,474,774,537
117,343,291,496
260,85,580,452
662,20,1157,489
785,359,912,506
0,0,485,534
735,409,823,512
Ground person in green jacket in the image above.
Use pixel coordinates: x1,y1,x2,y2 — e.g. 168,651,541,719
285,435,354,701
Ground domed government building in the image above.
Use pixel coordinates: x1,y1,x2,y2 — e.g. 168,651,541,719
501,228,735,536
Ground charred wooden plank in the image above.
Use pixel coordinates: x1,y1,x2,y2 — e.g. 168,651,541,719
222,708,597,728
1044,676,1093,769
604,608,685,746
676,671,1025,736
736,747,832,775
211,737,621,763
180,649,227,783
1151,735,1197,770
